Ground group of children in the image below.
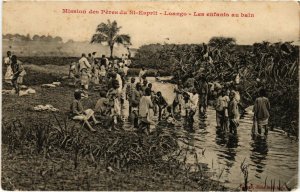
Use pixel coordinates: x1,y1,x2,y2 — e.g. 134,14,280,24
69,53,165,133
4,51,26,95
68,52,270,136
171,74,270,137
69,53,130,96
215,85,241,134
214,82,270,137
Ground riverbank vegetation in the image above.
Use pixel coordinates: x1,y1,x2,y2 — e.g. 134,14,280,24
133,38,299,136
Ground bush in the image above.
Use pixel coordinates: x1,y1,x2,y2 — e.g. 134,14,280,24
127,68,171,77
18,56,79,65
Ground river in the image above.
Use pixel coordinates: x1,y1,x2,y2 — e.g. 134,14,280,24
122,77,298,189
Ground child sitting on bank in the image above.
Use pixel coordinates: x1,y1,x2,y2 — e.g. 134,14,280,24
94,91,112,127
70,90,100,132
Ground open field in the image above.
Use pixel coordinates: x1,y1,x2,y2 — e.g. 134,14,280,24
2,40,135,57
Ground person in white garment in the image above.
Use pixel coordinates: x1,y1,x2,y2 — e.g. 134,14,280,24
78,53,92,92
4,51,13,84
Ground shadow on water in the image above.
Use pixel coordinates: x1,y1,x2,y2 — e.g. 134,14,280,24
250,137,268,176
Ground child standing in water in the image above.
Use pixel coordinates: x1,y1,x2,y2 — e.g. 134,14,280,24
155,91,168,121
139,67,146,83
228,91,240,135
253,89,270,136
215,88,225,129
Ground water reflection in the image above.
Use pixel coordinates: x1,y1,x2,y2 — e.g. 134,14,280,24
215,130,239,170
122,78,298,187
215,129,227,146
250,137,268,175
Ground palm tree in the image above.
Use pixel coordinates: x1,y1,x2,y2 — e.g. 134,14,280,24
91,20,131,58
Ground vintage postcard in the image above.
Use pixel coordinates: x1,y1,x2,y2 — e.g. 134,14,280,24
2,1,299,191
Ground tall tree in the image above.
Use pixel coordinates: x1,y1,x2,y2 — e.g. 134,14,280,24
91,20,131,58
32,35,40,41
208,37,236,50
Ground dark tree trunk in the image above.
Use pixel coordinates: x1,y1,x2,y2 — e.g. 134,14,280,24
110,45,114,59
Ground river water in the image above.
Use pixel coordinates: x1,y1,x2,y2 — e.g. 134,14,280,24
122,77,298,189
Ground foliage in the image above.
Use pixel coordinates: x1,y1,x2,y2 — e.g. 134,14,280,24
1,115,225,190
91,20,131,58
133,37,299,135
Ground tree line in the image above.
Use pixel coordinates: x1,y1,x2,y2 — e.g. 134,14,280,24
3,33,64,42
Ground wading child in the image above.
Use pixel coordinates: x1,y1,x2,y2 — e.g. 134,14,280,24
147,83,157,115
141,79,148,95
253,89,270,136
222,88,230,131
187,88,199,129
197,76,209,116
139,67,146,83
155,91,168,121
173,80,184,114
228,91,240,135
70,90,100,132
215,89,225,129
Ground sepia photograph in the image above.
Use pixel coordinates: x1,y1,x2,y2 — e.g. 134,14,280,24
1,1,299,191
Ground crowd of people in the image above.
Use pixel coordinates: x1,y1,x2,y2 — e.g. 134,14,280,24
67,51,270,138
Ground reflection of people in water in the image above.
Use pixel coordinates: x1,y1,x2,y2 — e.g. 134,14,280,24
249,137,268,174
215,130,239,169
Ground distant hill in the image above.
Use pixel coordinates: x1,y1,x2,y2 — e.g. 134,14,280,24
2,39,136,58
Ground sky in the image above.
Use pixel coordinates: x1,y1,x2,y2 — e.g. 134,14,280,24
3,1,299,48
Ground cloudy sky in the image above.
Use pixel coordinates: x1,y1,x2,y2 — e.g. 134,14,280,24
3,1,299,48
